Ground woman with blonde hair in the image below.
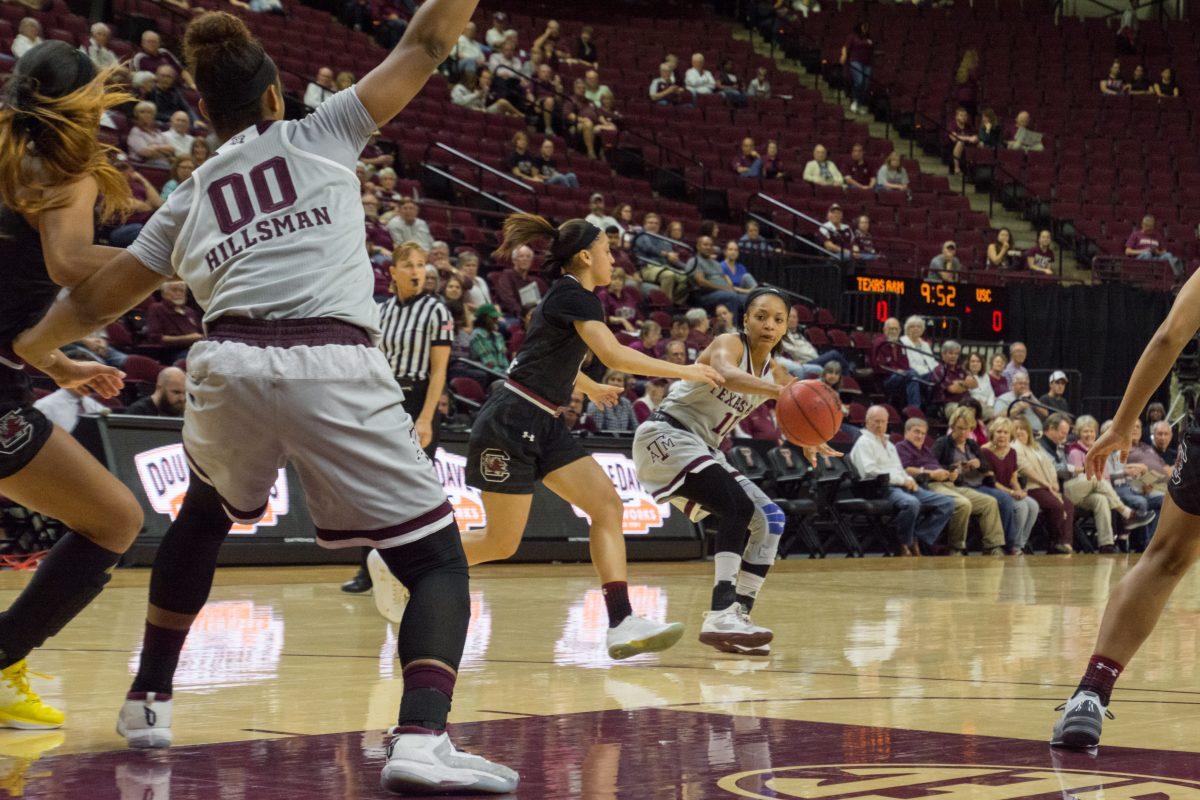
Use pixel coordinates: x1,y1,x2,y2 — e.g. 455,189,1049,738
933,405,1013,550
983,416,1041,553
1011,416,1075,554
954,49,980,117
1067,415,1156,545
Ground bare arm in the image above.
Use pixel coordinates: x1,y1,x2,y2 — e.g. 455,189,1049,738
35,179,128,288
14,251,167,369
354,0,480,127
701,333,786,398
420,345,450,426
574,320,723,385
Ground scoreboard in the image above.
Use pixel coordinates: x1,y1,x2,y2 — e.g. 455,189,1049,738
851,276,1007,339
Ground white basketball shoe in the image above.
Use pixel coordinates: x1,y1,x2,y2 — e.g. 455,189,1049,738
699,603,774,653
605,615,686,660
117,692,173,749
381,728,518,794
367,549,409,625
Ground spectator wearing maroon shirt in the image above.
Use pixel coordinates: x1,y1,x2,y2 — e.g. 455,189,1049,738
132,31,192,88
840,21,874,114
851,214,878,261
987,353,1010,397
761,140,785,179
684,308,713,353
736,402,781,442
1023,230,1056,275
1125,214,1184,279
628,320,662,356
660,315,698,361
873,317,923,409
930,340,975,417
147,281,203,359
598,268,641,333
948,107,977,175
1101,59,1130,95
491,244,550,320
633,379,668,423
818,204,854,259
732,136,763,178
844,142,875,190
359,132,393,172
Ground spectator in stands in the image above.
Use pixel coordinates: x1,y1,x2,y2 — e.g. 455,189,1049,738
586,370,636,433
585,193,621,233
304,66,336,111
803,144,844,187
661,315,694,361
33,387,107,435
1041,414,1123,552
562,78,599,158
373,168,404,214
731,136,762,179
716,59,746,106
736,402,780,441
633,378,667,422
359,132,393,172
363,193,393,260
1002,342,1028,383
11,17,41,59
65,330,127,368
650,62,689,105
160,155,194,200
488,38,527,96
1127,419,1171,494
840,21,874,114
453,70,517,116
709,304,734,337
123,367,186,417
953,49,980,117
982,417,1041,553
629,320,662,356
851,406,956,557
663,339,688,365
689,235,744,310
685,52,717,96
1153,67,1180,98
1143,402,1168,439
747,67,771,98
870,317,917,408
599,268,640,333
133,30,192,88
468,305,508,372
606,226,637,283
147,281,203,360
455,251,487,308
105,155,163,246
161,111,194,158
844,142,875,190
575,25,597,67
684,308,713,353
948,107,977,175
1039,370,1071,414
190,137,211,166
926,241,962,283
720,241,757,289
930,340,974,418
964,352,995,418
451,22,486,77
583,69,613,107
1011,415,1074,554
1019,229,1055,275
897,417,1005,555
386,198,433,250
901,316,938,376
995,371,1045,434
81,22,117,69
335,71,355,91
148,65,193,125
760,139,786,180
594,92,622,144
531,139,578,188
1125,214,1185,280
131,70,156,101
987,228,1021,270
1101,59,1130,95
1129,64,1152,94
818,203,853,259
739,219,775,256
1150,419,1177,464
876,151,909,193
977,108,1002,149
850,214,878,261
933,406,1018,546
777,306,849,378
126,101,174,168
492,245,549,320
1102,418,1164,543
507,131,540,182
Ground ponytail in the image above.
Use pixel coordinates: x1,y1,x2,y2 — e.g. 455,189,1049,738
0,42,132,222
492,212,600,279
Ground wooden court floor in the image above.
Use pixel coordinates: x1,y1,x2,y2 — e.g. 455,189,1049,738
2,555,1200,798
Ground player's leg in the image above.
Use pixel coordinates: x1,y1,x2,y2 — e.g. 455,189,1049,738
1052,494,1200,749
543,457,685,659
460,492,533,566
0,426,143,729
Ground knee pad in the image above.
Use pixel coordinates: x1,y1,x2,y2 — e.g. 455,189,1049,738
744,502,785,566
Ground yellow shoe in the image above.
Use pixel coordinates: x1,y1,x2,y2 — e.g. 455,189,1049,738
0,731,64,798
0,661,64,730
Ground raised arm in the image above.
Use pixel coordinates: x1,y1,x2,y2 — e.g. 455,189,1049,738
574,320,723,386
354,0,480,127
702,333,788,398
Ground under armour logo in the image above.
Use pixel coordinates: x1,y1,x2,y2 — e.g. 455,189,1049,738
1096,664,1119,677
522,431,535,442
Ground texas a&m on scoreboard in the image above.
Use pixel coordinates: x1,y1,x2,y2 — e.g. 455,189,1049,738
853,275,1007,338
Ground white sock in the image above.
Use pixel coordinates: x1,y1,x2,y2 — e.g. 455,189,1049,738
714,552,740,586
735,570,766,601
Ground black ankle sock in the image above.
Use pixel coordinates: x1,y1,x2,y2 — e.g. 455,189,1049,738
602,582,633,627
734,592,755,611
131,622,191,694
712,581,737,611
0,533,119,668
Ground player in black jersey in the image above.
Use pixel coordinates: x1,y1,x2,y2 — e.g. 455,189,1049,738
0,42,144,727
459,213,724,659
1051,267,1200,749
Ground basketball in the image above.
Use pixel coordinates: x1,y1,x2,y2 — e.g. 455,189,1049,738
777,379,843,447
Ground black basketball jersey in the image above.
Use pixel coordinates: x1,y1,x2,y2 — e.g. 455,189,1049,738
507,275,604,407
0,204,55,351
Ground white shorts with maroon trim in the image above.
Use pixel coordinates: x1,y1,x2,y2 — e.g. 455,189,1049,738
183,331,452,548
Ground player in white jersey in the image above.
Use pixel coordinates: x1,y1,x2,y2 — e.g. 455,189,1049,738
13,8,518,795
632,289,835,655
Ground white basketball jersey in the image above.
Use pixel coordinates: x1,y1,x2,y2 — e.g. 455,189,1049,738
128,89,382,337
657,333,773,448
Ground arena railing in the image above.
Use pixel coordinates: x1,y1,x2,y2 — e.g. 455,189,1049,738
418,163,530,218
424,141,537,204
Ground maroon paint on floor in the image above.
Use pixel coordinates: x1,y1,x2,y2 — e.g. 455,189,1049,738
9,709,1200,799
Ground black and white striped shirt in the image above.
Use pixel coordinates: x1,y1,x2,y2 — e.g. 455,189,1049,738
377,293,454,382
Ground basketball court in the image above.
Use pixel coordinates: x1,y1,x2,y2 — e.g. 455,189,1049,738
3,555,1198,798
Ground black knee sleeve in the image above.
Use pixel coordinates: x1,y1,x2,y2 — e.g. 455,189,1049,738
677,466,756,555
147,476,234,616
378,522,470,671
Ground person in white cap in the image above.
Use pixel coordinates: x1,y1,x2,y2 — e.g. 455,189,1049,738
927,241,962,283
585,192,620,233
1040,370,1071,414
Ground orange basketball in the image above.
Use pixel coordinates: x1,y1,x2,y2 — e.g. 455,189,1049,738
777,379,843,447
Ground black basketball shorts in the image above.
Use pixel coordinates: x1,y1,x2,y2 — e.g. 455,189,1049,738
1168,427,1200,517
465,389,588,495
0,402,54,480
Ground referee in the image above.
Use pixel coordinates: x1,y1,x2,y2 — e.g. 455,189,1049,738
342,241,454,594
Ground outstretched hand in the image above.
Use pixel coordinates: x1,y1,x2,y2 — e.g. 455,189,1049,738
583,382,622,411
802,442,843,466
43,357,125,399
1086,425,1133,480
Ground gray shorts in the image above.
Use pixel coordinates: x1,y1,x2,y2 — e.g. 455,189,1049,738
631,420,770,521
183,338,453,549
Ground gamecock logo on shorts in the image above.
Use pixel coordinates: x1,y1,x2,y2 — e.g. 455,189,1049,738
480,449,511,482
0,410,33,456
647,434,676,463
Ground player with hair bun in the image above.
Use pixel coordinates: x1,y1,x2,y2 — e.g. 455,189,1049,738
15,5,519,794
632,288,838,656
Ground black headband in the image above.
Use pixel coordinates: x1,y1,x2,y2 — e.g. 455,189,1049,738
203,51,277,113
546,222,601,269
